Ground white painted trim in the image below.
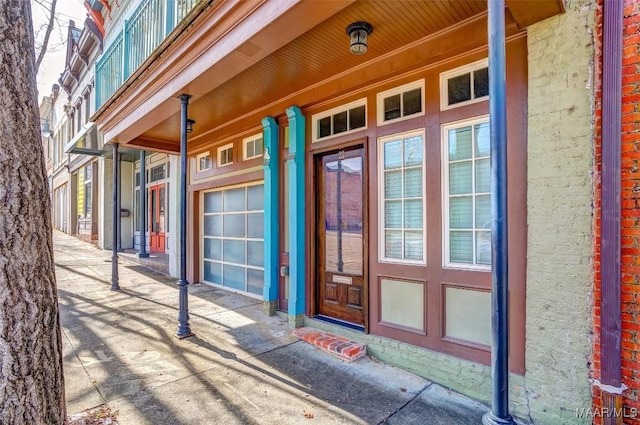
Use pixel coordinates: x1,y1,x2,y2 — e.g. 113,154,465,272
441,115,491,271
311,98,367,143
377,128,427,265
242,133,263,160
217,143,234,168
196,151,212,172
440,58,489,111
376,79,425,126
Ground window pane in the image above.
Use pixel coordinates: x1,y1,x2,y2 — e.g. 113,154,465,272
476,231,492,265
254,138,263,156
319,116,331,138
448,73,471,105
247,185,264,211
223,214,245,238
404,199,422,229
333,110,347,134
223,187,245,212
246,141,255,158
404,168,422,198
384,170,402,199
247,241,264,267
203,261,222,284
203,237,222,261
384,140,402,169
203,215,222,236
384,201,402,228
384,94,401,121
247,268,264,295
223,264,245,290
475,122,490,157
450,231,473,263
475,159,491,193
385,230,402,258
449,162,472,194
404,230,423,260
450,196,473,229
223,239,246,264
473,67,489,98
403,88,422,116
247,213,264,238
204,191,222,213
448,127,472,160
134,189,140,231
349,105,366,130
403,136,423,166
475,195,491,229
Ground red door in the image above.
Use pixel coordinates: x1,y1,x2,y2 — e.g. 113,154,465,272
149,184,166,253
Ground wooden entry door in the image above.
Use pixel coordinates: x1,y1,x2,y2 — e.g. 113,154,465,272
149,183,166,253
317,147,366,327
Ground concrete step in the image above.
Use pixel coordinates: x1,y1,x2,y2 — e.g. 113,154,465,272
292,327,366,362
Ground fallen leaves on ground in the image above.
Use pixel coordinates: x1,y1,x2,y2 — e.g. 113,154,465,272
68,405,119,425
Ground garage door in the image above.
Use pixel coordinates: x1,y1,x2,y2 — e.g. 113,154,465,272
202,183,264,296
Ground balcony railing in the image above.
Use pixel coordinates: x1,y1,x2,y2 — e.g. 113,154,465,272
95,0,201,110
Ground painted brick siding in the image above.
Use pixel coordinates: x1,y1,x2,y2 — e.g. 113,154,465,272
592,1,640,424
526,0,596,423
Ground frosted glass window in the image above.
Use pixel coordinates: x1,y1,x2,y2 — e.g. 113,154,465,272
381,278,424,331
247,213,264,239
223,214,245,238
445,287,491,346
223,188,245,212
203,238,221,261
203,215,221,237
223,240,245,264
201,184,264,294
444,119,490,267
380,132,425,263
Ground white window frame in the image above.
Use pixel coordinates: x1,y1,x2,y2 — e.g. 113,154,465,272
376,79,425,126
196,151,211,172
441,115,491,271
440,58,489,111
311,98,367,143
217,143,234,167
243,134,264,160
378,129,427,265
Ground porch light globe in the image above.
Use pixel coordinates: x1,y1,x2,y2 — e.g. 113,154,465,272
347,22,373,55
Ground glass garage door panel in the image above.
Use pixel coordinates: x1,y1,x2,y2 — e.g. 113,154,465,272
202,184,264,295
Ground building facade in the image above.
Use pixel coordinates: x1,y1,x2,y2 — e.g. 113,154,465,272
85,0,639,423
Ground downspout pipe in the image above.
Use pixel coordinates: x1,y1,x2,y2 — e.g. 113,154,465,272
483,1,515,424
599,0,623,422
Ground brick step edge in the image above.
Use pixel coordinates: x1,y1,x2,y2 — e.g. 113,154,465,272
292,327,366,362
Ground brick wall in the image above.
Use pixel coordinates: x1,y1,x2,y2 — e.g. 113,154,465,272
526,0,596,423
592,0,640,424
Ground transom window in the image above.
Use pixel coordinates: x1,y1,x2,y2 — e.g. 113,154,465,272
243,134,264,160
150,164,166,182
377,80,424,125
440,59,489,110
442,117,491,269
217,143,233,167
196,152,211,172
378,130,425,264
312,99,367,142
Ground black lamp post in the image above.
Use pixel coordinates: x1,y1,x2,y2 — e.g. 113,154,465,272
176,94,194,339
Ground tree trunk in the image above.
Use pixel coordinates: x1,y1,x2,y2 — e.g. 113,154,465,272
0,1,66,424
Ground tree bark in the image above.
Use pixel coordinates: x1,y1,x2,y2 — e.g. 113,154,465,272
0,1,66,424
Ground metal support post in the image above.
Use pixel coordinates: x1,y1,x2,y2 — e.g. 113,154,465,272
111,143,121,291
138,150,149,258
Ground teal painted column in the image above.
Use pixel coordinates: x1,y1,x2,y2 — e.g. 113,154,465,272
262,116,279,316
286,106,306,327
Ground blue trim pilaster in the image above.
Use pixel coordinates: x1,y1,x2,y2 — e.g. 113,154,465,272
286,106,306,328
262,116,279,316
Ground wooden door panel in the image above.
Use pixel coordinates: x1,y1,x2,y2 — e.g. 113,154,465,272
316,146,366,326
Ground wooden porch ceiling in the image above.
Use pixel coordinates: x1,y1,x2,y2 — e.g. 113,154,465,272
99,0,563,152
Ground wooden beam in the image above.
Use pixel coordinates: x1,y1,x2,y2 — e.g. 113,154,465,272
506,0,564,28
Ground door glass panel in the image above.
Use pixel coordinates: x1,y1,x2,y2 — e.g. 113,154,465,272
223,264,245,290
158,187,165,232
247,269,264,295
151,189,157,232
247,185,264,210
247,213,264,239
223,214,245,237
323,153,363,275
223,187,245,212
223,240,246,264
247,241,264,267
203,238,221,261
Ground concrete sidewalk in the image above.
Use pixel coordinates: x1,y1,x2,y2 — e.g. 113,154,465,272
54,231,490,424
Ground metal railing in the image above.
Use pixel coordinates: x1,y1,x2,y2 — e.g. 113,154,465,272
95,0,202,110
